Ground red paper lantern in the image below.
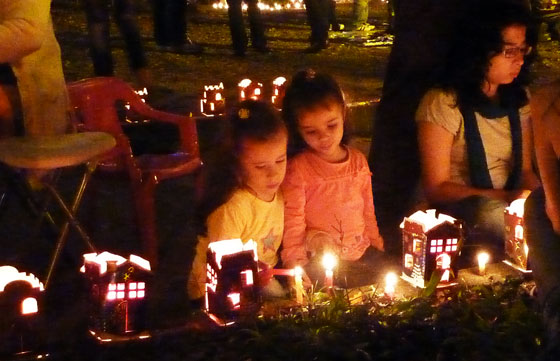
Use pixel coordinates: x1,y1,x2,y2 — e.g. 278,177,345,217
205,239,260,326
0,266,46,357
238,79,263,102
401,210,464,288
200,82,226,117
81,252,152,342
271,76,287,110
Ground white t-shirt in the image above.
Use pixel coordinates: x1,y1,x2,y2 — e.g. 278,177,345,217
415,88,530,189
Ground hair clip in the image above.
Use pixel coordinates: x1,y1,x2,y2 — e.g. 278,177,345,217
238,108,250,119
305,69,316,80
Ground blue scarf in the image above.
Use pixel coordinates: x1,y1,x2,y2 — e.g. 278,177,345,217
460,102,522,190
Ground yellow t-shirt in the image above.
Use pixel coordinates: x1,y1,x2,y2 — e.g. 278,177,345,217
187,188,284,300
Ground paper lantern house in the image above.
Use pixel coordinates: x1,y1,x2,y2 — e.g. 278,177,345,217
200,82,226,117
81,252,152,342
0,266,45,357
504,198,531,272
401,209,463,288
205,239,260,325
238,79,263,102
271,76,287,110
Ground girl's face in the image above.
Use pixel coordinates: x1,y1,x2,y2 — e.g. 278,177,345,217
298,102,346,163
239,130,288,202
484,24,527,96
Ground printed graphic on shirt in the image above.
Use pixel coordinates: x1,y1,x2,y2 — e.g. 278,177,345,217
261,228,278,255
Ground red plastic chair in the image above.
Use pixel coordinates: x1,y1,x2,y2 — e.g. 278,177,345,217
67,77,202,268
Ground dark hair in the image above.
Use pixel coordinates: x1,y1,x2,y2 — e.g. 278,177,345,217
282,69,348,155
196,100,286,236
439,0,535,109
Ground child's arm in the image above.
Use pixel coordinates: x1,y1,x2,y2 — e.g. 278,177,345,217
281,163,310,268
362,162,384,251
187,235,212,301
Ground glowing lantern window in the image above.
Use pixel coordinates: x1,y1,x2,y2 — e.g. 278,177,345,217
241,270,254,285
405,254,413,269
413,238,422,253
228,293,241,308
21,297,38,315
107,291,117,301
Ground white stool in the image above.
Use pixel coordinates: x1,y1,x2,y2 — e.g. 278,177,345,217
0,132,116,288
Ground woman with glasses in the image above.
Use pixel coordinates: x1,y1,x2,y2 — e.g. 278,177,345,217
414,0,539,260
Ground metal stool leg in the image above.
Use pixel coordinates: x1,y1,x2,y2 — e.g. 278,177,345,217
44,162,98,288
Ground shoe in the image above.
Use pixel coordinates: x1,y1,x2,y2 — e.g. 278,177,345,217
355,23,375,32
303,41,328,53
172,42,204,55
330,23,344,31
158,39,203,55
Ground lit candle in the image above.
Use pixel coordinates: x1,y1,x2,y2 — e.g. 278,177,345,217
384,272,398,299
477,252,490,275
294,266,304,304
322,253,337,290
271,76,287,109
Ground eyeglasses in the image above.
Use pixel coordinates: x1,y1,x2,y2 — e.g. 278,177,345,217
501,45,532,58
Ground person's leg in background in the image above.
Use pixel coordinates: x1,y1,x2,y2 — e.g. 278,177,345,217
152,0,203,54
525,188,560,360
226,0,248,56
82,0,113,76
246,0,270,53
303,0,329,53
349,0,369,31
113,0,151,89
435,195,508,265
152,0,165,46
328,0,342,31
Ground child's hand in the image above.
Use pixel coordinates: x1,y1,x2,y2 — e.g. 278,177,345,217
258,261,274,286
310,232,340,255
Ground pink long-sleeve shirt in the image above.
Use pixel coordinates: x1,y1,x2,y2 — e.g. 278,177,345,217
281,146,383,266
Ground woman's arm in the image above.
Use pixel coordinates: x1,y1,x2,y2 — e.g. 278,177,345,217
417,121,510,204
533,87,560,233
519,111,540,193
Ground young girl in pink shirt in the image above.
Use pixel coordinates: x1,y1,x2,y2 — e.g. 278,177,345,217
281,69,384,273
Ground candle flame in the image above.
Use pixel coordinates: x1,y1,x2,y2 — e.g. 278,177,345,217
322,253,337,271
